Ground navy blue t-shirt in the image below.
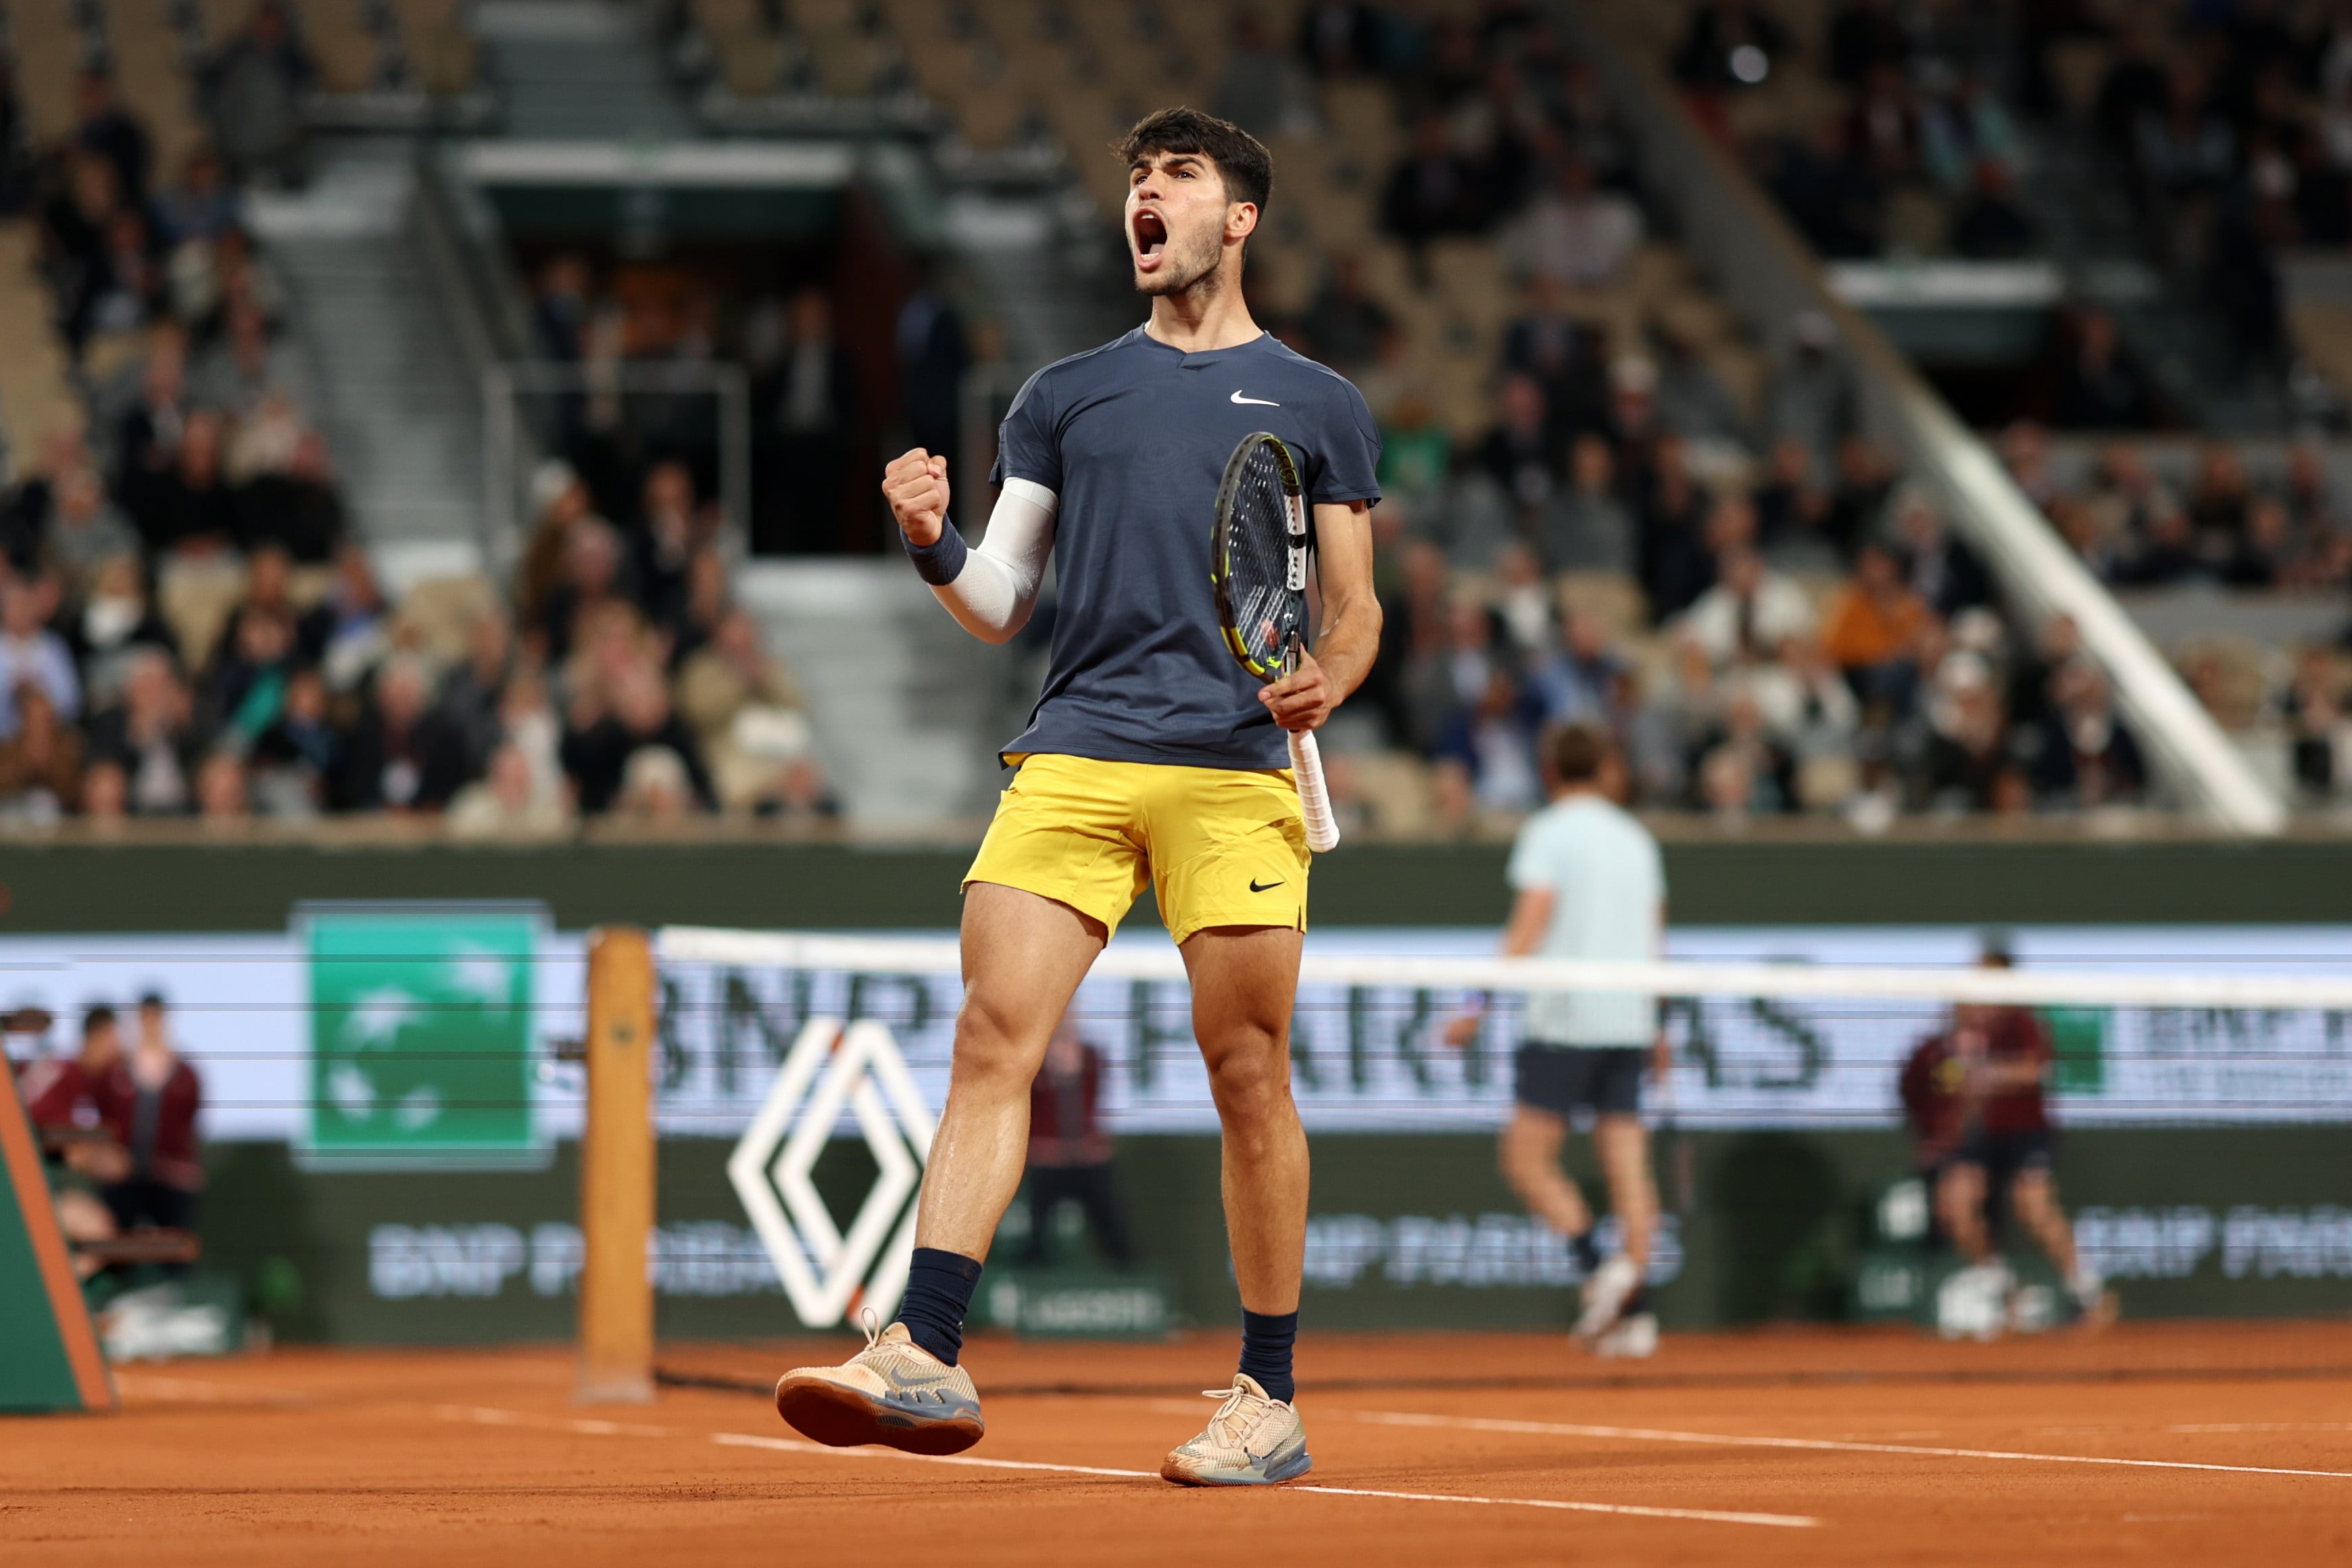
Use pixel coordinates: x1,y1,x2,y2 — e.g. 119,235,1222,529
989,326,1381,769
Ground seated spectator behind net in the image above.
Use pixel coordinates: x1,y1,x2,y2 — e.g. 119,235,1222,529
198,601,299,752
203,0,315,189
1479,372,1563,512
303,543,393,691
84,647,200,817
1948,159,2037,260
1212,12,1318,141
196,748,251,822
1820,542,1935,708
1499,156,1642,289
74,68,152,205
1917,653,2016,812
1636,444,1717,622
535,516,631,664
1541,433,1632,574
1892,489,1992,616
1675,546,1816,668
330,656,471,813
43,464,141,595
239,430,345,564
131,410,240,557
1503,277,1609,439
153,146,239,251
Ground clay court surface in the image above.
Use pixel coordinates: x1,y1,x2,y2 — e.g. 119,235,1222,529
9,1322,2352,1565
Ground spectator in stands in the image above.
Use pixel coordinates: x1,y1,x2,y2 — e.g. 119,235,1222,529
1651,327,1743,443
95,994,205,1235
1636,441,1714,620
1502,276,1607,438
2286,645,2352,802
42,152,120,356
198,601,299,749
895,262,971,464
72,554,176,702
1434,660,1542,816
1753,435,1828,547
1498,156,1642,289
535,516,629,665
1542,433,1632,574
613,745,697,822
1766,312,1857,479
1019,1012,1135,1269
134,408,239,556
1893,489,1991,617
249,664,339,816
152,147,238,249
74,70,151,207
80,207,164,345
0,681,82,820
1822,542,1934,706
533,254,591,362
1674,0,1790,93
675,607,813,814
2094,25,2172,156
752,287,856,555
331,655,470,813
1676,545,1815,668
1527,608,1624,731
2052,306,2155,431
203,0,316,188
1383,113,1484,251
1845,61,1925,189
1825,435,1896,558
2031,661,2145,807
562,659,712,815
1479,372,1562,512
1214,12,1317,140
1917,654,2011,812
447,739,574,839
192,294,295,419
304,543,391,692
1921,70,2021,197
43,465,139,597
83,647,197,816
116,326,191,503
1297,1,1381,78
629,461,704,636
1949,159,2037,259
1300,255,1394,374
197,748,252,821
240,428,346,562
434,610,516,775
0,572,79,743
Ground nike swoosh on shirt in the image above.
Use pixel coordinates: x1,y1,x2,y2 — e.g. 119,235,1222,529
1249,878,1285,892
1230,391,1281,406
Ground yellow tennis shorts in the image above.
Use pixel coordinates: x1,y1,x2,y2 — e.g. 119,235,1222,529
963,752,1310,943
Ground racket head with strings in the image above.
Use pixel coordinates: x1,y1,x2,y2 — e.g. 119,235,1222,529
1211,431,1311,681
1210,432,1340,852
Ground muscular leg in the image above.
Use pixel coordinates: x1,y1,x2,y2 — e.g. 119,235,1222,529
1936,1160,1993,1265
912,883,1106,1259
1180,923,1308,1315
1594,1113,1657,1271
1499,1107,1592,1237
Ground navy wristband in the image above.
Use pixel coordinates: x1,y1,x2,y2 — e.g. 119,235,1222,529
904,518,969,585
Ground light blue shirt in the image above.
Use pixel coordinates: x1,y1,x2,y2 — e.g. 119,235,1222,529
0,631,81,741
1505,792,1664,1047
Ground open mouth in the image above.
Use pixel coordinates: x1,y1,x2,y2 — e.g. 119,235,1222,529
1132,208,1168,271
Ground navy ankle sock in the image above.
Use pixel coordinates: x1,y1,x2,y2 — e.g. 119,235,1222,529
896,1247,983,1367
1569,1229,1602,1277
1238,1308,1299,1404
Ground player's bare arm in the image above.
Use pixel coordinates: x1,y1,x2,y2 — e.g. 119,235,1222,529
1260,499,1379,732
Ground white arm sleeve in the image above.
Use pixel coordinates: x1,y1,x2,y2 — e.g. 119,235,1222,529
931,477,1056,643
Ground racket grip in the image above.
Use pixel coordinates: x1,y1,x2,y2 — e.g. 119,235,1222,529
1288,729,1340,853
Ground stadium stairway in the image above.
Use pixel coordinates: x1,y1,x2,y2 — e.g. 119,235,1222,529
736,558,1019,829
247,149,489,570
474,0,695,142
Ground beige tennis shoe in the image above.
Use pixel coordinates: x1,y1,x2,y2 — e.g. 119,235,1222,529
1160,1374,1313,1486
775,1316,985,1455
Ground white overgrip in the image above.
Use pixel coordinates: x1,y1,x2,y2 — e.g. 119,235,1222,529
1288,728,1340,853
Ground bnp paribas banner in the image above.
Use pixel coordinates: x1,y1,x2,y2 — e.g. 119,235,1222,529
0,915,2348,1150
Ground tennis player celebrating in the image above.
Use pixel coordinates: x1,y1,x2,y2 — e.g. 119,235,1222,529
776,109,1381,1486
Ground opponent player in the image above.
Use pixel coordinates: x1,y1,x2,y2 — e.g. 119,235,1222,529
775,108,1381,1486
1447,725,1666,1354
1922,941,2115,1328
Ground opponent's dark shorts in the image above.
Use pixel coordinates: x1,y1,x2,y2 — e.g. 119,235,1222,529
1953,1127,2057,1191
1514,1044,1646,1117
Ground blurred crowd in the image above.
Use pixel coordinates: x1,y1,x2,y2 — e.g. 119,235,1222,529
2006,423,2352,808
1199,5,2141,829
0,63,835,831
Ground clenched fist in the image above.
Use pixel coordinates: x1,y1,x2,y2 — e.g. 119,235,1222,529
882,448,950,547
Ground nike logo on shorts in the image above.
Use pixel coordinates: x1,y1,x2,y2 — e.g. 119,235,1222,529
1250,877,1285,892
1230,391,1280,406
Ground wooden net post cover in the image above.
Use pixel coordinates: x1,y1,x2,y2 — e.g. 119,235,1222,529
577,926,656,1405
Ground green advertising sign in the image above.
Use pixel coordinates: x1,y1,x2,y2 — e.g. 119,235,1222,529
299,904,548,1170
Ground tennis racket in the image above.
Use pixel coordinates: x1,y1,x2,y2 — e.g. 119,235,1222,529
1211,431,1340,853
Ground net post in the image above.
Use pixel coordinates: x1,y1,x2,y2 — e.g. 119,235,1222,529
577,925,656,1405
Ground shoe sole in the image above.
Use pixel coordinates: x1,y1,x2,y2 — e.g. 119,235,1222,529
775,1376,985,1456
1159,1449,1313,1487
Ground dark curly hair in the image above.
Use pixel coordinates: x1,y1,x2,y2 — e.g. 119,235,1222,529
1114,106,1274,216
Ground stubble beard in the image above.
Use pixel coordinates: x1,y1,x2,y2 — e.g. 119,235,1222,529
1134,226,1225,301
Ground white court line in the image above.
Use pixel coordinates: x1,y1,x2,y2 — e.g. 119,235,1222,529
2169,1423,2352,1434
712,1432,1813,1527
1344,1410,2352,1481
429,1405,1815,1527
